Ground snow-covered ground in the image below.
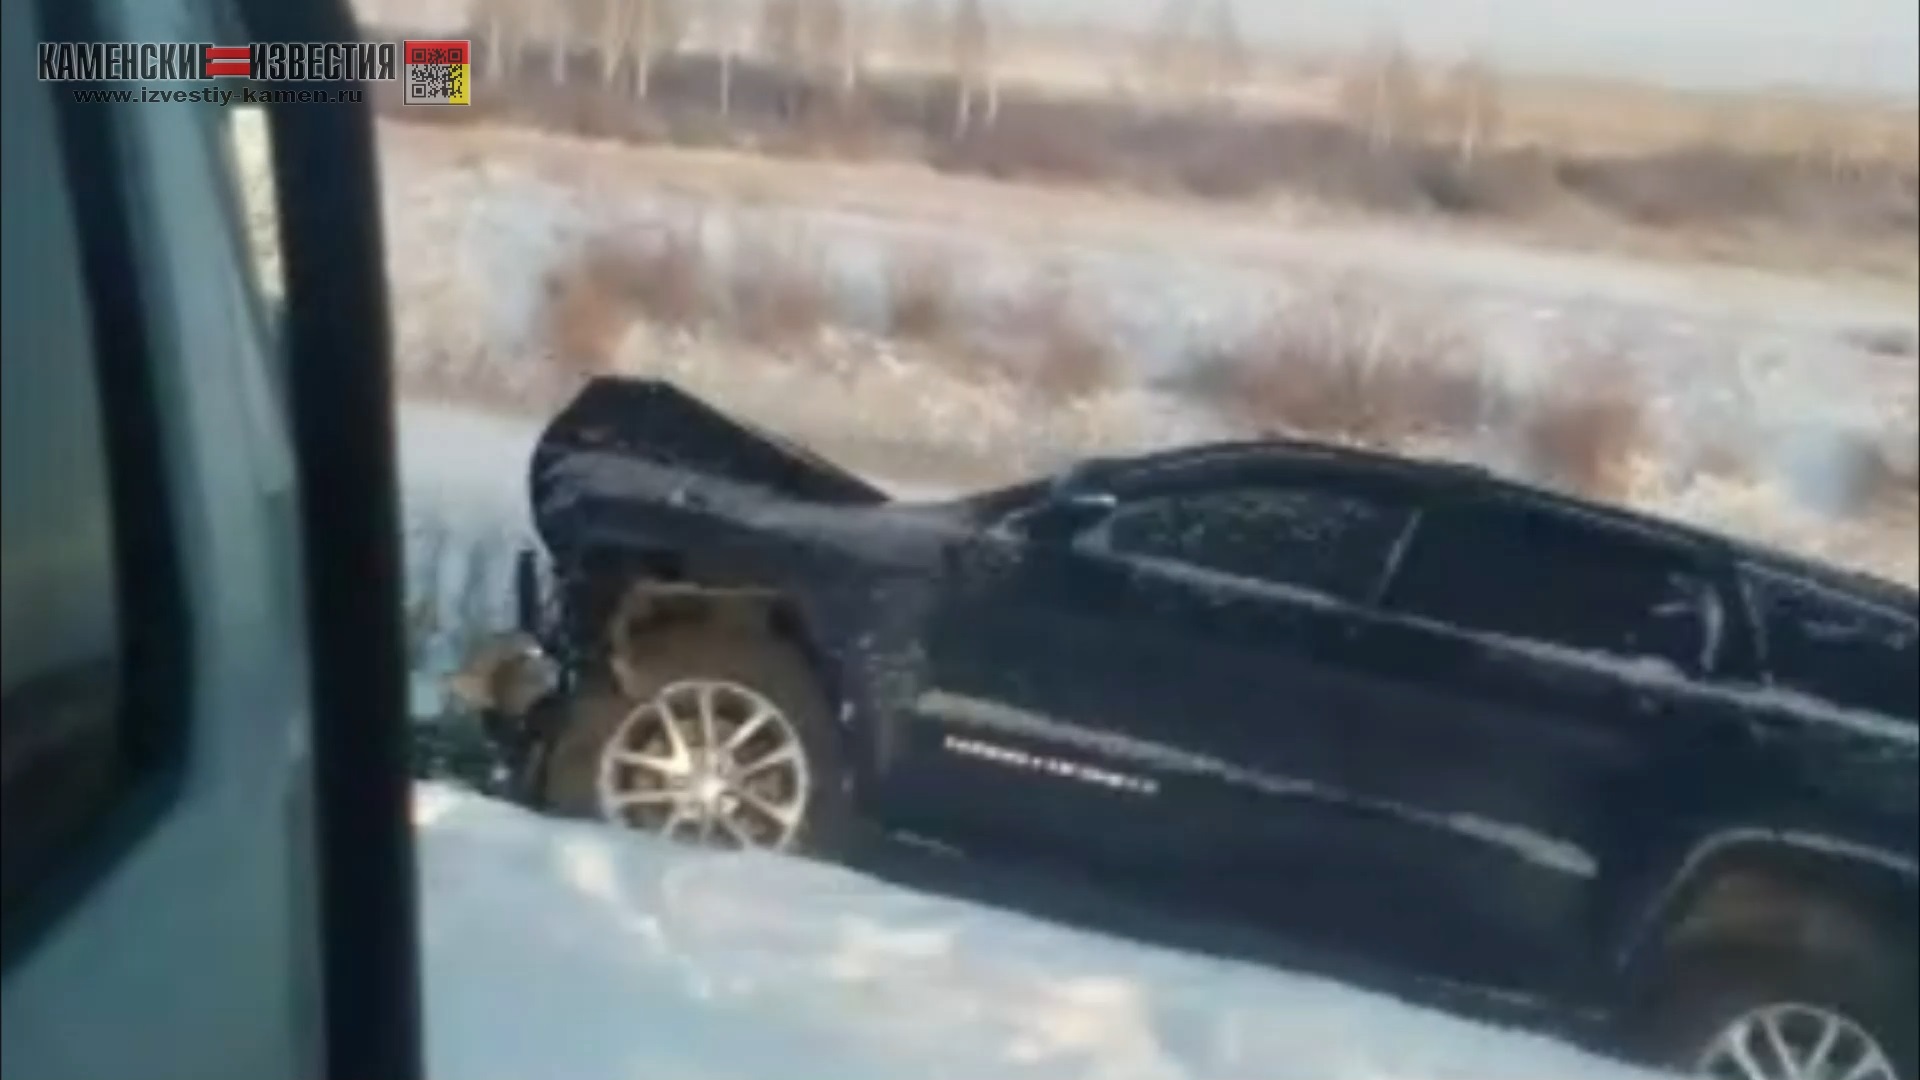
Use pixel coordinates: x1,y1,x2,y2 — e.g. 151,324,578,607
417,783,1672,1080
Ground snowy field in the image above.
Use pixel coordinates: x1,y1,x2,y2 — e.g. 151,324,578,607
416,783,1673,1080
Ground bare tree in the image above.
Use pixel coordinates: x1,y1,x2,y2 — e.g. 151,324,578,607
1142,0,1194,99
472,0,526,82
757,0,804,114
625,0,688,100
799,0,864,100
538,0,572,85
699,0,746,116
1437,55,1502,166
1339,33,1425,152
1204,0,1248,104
899,0,947,61
950,0,996,135
758,0,804,69
838,0,869,97
574,0,637,92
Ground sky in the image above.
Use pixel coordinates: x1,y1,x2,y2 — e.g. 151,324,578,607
1019,0,1920,98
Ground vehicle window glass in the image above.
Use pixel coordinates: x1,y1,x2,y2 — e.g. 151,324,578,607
1746,569,1918,718
1089,486,1413,603
1387,500,1714,671
1,69,126,917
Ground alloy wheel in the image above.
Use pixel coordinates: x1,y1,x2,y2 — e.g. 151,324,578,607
1695,1003,1899,1080
595,679,812,851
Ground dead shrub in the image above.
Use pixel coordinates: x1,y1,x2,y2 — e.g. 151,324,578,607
539,255,632,376
885,252,958,344
603,230,710,329
1185,285,1494,445
538,230,710,373
928,108,1119,186
997,272,1117,402
729,238,832,347
1845,323,1919,359
1555,144,1797,227
1515,357,1647,499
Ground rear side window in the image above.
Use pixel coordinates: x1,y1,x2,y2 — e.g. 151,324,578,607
1745,569,1919,719
3,15,185,963
1387,499,1717,672
1091,486,1413,603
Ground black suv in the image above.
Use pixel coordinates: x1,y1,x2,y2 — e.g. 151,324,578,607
457,379,1918,1080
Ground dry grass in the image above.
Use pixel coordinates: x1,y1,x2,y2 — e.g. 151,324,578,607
728,237,833,347
884,251,959,344
995,272,1117,403
536,231,710,375
1186,286,1495,445
605,229,710,330
1174,287,1660,502
539,249,635,376
1515,353,1648,500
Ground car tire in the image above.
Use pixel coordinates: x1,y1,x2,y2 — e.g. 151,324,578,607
1630,942,1917,1080
543,627,852,858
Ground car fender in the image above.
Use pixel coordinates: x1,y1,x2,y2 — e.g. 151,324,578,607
1610,825,1918,988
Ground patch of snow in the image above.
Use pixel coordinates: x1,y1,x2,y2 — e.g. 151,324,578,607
416,782,1670,1080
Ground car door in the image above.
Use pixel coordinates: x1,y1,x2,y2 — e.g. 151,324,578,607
891,459,1428,921
1330,492,1736,997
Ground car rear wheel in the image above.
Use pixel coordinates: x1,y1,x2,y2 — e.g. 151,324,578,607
1633,945,1916,1080
543,629,850,856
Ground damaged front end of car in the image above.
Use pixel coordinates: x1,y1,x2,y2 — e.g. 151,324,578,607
437,549,568,803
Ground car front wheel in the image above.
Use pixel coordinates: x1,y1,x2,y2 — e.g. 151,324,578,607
1634,944,1916,1080
543,629,850,856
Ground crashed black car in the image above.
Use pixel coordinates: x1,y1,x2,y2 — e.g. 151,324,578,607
457,377,1918,1080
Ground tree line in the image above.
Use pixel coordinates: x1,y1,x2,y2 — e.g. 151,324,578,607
468,0,1003,134
464,0,1507,160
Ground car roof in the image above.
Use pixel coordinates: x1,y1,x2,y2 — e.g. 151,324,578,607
1089,437,1489,486
1094,437,1918,610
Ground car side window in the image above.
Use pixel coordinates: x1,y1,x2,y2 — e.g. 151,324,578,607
0,205,124,918
1744,568,1918,718
1386,499,1717,672
1086,485,1414,603
2,19,186,960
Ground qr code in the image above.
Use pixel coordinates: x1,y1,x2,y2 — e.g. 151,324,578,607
404,62,466,105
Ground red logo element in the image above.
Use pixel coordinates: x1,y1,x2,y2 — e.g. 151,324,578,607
402,39,469,67
206,45,250,78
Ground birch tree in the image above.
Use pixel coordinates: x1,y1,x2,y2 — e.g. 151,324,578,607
625,0,687,101
1438,56,1502,166
699,0,745,116
758,0,804,114
1205,0,1248,104
472,0,526,82
951,0,996,135
1339,34,1424,153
